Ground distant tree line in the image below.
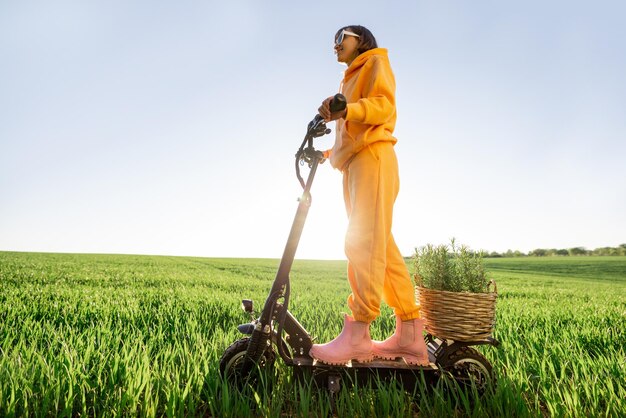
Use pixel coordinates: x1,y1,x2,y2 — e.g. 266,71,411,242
484,244,626,258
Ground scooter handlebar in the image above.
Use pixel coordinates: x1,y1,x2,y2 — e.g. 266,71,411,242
296,94,347,188
329,93,347,113
309,93,347,131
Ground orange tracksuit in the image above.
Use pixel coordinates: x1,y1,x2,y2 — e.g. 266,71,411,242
328,48,420,323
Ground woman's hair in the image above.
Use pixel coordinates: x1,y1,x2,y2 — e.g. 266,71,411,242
335,25,378,55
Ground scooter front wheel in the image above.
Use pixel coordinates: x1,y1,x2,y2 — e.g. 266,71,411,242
219,337,277,391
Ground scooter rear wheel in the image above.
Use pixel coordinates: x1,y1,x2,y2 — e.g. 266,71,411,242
438,346,494,393
219,337,276,391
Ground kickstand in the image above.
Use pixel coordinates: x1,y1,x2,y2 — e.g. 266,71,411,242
328,374,341,413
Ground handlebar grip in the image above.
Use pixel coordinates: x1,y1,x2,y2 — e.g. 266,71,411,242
329,94,347,112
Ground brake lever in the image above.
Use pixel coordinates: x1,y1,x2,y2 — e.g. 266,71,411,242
307,116,331,138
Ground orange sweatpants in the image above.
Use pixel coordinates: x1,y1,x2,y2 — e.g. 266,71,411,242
343,141,420,323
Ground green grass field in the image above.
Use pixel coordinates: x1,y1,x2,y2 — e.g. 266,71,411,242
1,252,624,417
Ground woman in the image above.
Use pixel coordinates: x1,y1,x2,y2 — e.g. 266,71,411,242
309,25,429,366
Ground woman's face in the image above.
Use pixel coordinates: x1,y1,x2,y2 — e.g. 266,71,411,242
334,30,360,65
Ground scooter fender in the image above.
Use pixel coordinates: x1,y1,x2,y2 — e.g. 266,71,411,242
237,323,255,335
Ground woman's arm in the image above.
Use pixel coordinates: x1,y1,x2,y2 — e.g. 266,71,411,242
345,57,396,125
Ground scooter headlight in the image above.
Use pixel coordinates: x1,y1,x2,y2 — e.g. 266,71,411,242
241,299,254,313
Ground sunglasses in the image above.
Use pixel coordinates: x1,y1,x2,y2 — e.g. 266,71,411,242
335,29,360,46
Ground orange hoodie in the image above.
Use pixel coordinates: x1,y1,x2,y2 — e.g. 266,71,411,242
329,48,397,171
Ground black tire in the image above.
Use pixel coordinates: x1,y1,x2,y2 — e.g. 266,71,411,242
219,337,276,391
438,346,494,393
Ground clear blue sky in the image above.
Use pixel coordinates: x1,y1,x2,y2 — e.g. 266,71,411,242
1,0,625,259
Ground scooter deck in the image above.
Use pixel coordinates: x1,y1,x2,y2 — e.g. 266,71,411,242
337,358,438,370
291,352,440,393
291,350,439,370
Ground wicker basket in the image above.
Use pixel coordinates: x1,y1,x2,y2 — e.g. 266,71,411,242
415,280,497,341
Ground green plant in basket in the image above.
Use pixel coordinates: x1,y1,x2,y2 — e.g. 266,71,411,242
414,239,489,293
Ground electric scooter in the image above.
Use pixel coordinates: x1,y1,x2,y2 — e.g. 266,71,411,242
219,94,499,395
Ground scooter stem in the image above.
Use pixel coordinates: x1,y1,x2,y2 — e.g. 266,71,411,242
259,153,321,325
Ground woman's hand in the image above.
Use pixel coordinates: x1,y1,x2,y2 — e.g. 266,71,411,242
318,96,347,122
